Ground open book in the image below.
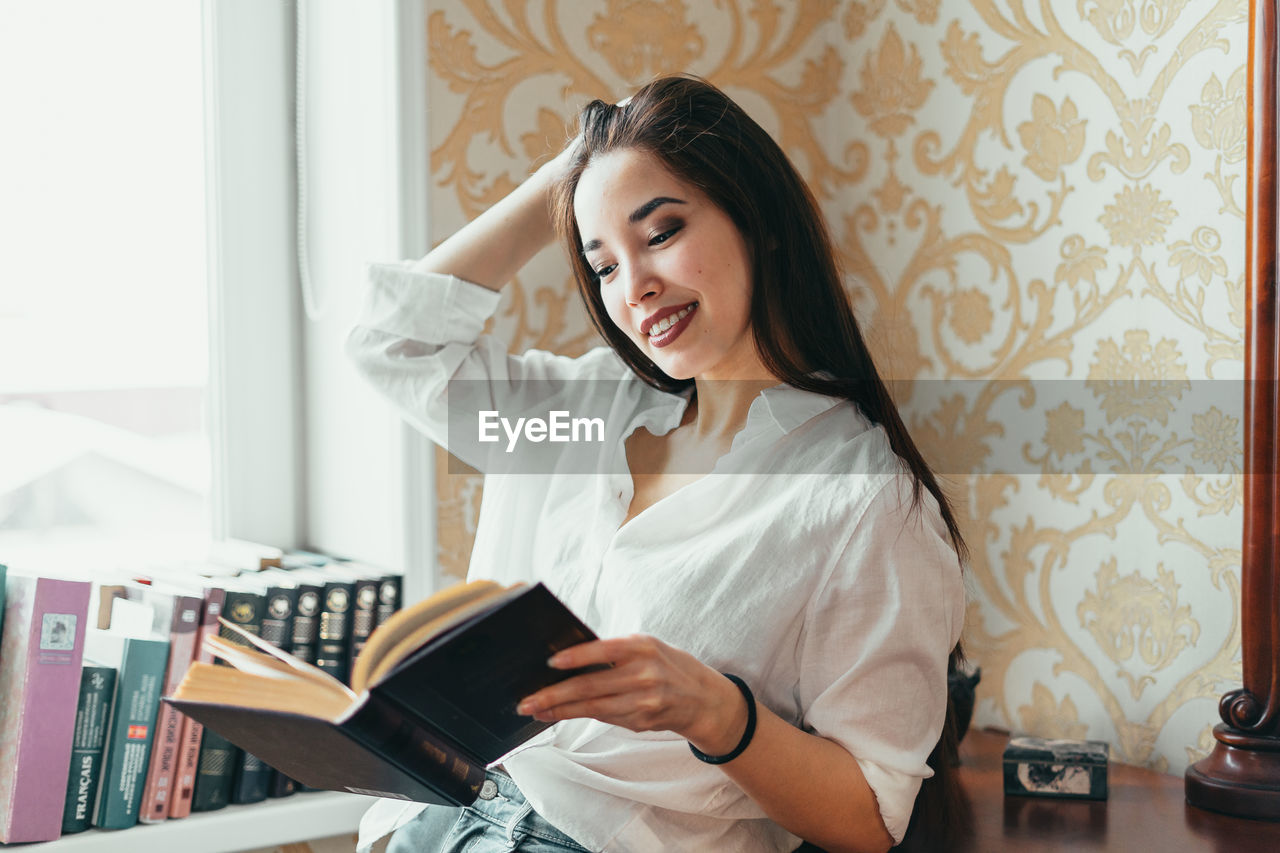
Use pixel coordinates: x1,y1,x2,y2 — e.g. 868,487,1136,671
166,581,598,805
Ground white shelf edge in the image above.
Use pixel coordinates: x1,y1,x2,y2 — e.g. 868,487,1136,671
14,792,372,853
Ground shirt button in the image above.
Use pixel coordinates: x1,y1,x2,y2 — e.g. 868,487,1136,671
479,779,498,800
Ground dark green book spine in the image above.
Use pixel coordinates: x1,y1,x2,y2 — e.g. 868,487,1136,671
61,665,117,833
260,586,297,653
221,589,272,804
188,588,233,814
289,581,323,665
375,573,402,627
191,730,236,811
231,752,271,803
315,578,355,685
92,638,169,830
262,584,299,798
0,563,6,639
289,581,324,792
347,577,379,677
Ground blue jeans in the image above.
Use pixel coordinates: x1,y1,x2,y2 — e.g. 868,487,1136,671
386,769,590,853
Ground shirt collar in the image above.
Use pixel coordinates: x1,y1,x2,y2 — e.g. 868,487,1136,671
757,383,846,434
633,376,846,437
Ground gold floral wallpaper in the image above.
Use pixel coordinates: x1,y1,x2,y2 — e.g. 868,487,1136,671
424,0,1247,776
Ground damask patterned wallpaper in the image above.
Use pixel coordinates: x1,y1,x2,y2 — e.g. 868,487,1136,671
423,0,1247,775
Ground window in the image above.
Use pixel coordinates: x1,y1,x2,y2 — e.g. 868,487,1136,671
0,0,210,568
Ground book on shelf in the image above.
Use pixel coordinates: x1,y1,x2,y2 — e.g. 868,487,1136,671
220,585,273,805
61,664,118,834
347,572,380,677
0,573,92,843
191,718,236,812
170,584,225,818
255,572,303,798
286,574,324,666
167,580,599,805
375,571,403,628
135,585,204,823
313,570,356,685
87,601,171,830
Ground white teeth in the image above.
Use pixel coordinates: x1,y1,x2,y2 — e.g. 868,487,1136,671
647,304,696,337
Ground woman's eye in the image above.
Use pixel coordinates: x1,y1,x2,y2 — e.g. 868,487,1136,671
593,263,617,280
650,225,681,246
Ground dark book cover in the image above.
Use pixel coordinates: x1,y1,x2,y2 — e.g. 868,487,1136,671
375,573,402,627
373,583,600,764
165,700,485,805
314,575,355,685
347,576,380,677
219,589,271,804
231,752,271,803
172,585,226,818
191,730,236,812
283,578,324,793
261,583,300,798
61,665,117,834
289,580,324,666
90,635,170,830
260,584,298,653
168,583,599,803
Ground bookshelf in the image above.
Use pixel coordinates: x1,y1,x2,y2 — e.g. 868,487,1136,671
17,792,371,853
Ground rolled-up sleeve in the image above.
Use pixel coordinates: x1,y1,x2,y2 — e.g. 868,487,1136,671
796,474,965,845
346,264,618,471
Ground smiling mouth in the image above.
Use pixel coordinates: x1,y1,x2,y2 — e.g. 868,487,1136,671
646,302,697,348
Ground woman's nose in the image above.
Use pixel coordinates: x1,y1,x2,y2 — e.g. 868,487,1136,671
623,259,661,307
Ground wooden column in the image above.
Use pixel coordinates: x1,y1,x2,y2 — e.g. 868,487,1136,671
1184,0,1280,820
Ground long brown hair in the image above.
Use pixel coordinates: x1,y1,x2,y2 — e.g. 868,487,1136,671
550,75,969,849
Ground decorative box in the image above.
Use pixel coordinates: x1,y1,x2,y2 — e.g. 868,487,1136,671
1002,735,1109,800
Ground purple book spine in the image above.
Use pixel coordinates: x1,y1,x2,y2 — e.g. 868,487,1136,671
0,576,91,843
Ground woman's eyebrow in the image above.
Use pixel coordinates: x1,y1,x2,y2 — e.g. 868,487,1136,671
629,196,685,224
581,196,688,255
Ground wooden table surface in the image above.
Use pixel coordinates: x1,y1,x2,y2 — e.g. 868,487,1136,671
953,729,1280,851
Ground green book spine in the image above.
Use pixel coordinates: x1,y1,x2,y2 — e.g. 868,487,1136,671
191,730,236,812
262,584,299,798
314,578,355,684
0,564,6,639
92,638,169,830
289,581,323,665
346,577,379,677
375,573,402,627
220,590,271,804
61,666,117,833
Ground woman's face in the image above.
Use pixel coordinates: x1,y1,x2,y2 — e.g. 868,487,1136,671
574,148,767,382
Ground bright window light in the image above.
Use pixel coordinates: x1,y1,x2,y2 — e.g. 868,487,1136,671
0,0,211,571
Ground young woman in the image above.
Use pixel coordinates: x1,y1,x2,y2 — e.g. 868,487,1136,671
349,76,966,853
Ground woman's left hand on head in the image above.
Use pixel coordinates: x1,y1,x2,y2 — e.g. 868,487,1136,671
516,634,749,755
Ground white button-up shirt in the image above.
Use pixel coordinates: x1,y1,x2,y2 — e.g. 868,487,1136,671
348,264,965,851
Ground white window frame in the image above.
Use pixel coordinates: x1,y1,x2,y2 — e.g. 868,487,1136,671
203,0,302,547
202,0,435,601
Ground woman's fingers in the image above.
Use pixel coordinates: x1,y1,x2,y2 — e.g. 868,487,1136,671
519,634,715,735
519,666,675,730
547,634,659,670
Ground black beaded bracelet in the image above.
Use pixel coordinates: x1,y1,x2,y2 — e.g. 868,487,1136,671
689,673,757,765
